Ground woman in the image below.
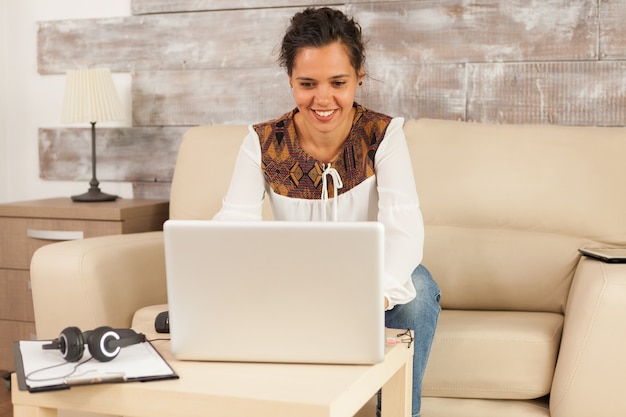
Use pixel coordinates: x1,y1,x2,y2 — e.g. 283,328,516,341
214,7,440,417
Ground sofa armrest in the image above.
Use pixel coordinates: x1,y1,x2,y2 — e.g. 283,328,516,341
30,231,167,339
550,257,626,417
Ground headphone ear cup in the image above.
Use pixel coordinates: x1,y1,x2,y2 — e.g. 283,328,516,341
87,326,121,362
60,326,85,362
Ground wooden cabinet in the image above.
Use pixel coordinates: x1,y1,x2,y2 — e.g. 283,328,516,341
0,198,169,371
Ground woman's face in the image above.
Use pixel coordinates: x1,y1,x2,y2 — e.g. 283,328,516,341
289,41,363,138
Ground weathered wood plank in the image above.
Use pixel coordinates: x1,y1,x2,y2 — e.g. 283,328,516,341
40,0,599,75
132,68,294,126
131,0,343,15
358,63,466,121
132,63,466,126
132,182,172,200
38,8,297,74
36,60,626,195
350,0,598,64
467,61,626,126
39,127,187,182
599,0,626,60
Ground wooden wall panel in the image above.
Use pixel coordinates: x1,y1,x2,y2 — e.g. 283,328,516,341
36,1,626,199
38,8,295,74
40,1,600,74
132,68,293,126
467,61,626,126
599,0,626,60
39,127,187,182
350,0,598,64
133,182,172,200
361,63,466,121
131,0,342,15
132,63,466,126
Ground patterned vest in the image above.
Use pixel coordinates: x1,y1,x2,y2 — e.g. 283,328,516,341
253,104,392,199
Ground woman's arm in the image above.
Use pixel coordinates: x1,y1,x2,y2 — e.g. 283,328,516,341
213,127,266,221
375,118,425,310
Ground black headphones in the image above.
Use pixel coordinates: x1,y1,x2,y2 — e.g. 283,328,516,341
42,326,146,362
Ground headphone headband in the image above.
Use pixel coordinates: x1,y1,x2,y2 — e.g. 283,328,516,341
42,326,146,362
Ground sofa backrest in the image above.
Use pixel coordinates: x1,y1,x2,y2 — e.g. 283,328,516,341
169,125,273,220
170,125,247,220
170,120,626,314
405,119,626,313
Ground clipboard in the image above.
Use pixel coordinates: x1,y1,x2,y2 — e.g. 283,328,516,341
13,340,178,392
579,247,626,264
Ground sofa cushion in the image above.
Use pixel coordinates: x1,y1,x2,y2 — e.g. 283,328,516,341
406,118,626,244
169,125,248,220
422,225,585,313
422,310,563,400
406,119,626,313
169,125,273,221
422,397,550,417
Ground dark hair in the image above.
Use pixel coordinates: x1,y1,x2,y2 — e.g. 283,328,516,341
279,7,365,76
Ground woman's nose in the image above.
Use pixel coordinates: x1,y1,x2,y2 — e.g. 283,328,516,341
315,85,331,105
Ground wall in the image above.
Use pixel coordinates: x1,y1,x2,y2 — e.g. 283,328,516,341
0,0,132,204
3,1,626,203
0,2,8,202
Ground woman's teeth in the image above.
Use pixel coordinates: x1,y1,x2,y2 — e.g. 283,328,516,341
315,110,334,117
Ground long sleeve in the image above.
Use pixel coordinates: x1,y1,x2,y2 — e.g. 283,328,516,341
212,126,266,221
375,118,424,309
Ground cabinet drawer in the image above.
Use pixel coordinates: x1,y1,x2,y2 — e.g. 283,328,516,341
0,269,34,322
0,217,124,269
0,320,36,371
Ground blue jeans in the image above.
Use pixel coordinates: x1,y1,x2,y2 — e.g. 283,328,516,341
378,265,441,417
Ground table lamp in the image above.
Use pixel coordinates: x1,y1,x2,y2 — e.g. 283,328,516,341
61,68,125,202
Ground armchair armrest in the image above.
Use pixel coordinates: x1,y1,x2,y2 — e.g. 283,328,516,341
550,257,626,417
30,231,167,339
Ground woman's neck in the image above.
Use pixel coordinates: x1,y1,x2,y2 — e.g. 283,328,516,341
294,108,355,163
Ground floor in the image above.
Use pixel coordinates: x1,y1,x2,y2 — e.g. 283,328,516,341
0,371,11,417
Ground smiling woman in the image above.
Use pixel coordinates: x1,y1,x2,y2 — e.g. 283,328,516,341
211,7,441,417
289,42,362,162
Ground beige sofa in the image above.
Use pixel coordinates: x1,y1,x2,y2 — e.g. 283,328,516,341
30,119,626,417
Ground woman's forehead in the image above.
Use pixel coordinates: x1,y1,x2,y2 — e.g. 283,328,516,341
292,43,355,75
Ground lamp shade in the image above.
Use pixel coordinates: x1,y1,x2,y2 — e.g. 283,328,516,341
61,68,124,124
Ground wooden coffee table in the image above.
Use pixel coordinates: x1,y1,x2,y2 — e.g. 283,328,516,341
12,328,413,417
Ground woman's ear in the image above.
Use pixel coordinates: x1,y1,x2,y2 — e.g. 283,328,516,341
357,68,365,86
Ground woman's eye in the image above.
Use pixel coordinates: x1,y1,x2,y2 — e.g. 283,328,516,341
333,81,347,87
299,82,314,88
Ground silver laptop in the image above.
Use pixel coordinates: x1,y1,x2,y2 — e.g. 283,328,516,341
163,220,385,365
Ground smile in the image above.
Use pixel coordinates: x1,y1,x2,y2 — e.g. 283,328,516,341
314,109,336,118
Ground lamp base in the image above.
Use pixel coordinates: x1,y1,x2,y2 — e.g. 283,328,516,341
71,188,118,202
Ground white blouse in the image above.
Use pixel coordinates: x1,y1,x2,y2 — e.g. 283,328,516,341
213,115,424,310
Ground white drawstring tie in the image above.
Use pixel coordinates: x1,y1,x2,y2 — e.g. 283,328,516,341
321,163,343,222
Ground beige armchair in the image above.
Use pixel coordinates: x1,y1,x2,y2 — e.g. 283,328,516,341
30,120,626,417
